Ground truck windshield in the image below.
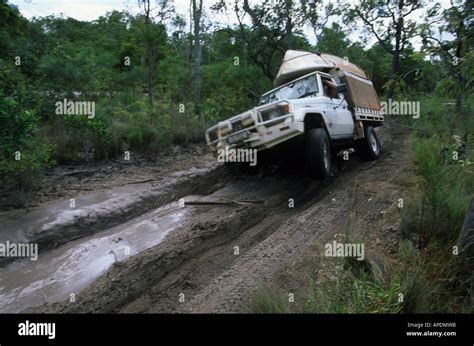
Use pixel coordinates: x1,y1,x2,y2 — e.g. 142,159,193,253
259,74,319,105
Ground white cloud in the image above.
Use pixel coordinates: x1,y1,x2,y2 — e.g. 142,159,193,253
10,0,229,22
10,0,130,20
9,0,452,49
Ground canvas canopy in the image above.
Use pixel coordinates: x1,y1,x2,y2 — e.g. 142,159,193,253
275,50,381,112
274,50,368,87
339,72,381,111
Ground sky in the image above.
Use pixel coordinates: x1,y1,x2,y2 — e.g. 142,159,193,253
9,0,452,48
10,0,228,22
9,0,255,40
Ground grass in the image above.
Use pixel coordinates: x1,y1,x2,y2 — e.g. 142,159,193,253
397,96,473,312
303,263,402,313
250,255,403,313
251,284,292,313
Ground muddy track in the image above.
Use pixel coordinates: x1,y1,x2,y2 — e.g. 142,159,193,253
0,120,411,313
28,174,323,313
0,165,229,267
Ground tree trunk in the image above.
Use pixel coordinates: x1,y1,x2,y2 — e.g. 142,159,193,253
142,0,154,110
184,2,194,144
192,0,203,129
388,49,400,100
388,2,403,100
454,20,464,113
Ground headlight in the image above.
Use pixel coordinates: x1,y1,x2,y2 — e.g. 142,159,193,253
279,102,290,114
261,102,290,122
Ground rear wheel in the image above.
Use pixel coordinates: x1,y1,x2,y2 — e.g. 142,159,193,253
306,128,331,180
356,126,380,161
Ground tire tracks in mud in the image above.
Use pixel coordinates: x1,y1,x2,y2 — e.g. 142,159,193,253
29,167,327,312
28,121,410,313
39,168,353,313
144,126,409,314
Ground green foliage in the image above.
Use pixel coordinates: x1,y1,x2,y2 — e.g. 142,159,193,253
404,97,473,240
398,96,473,312
364,44,392,94
435,50,474,99
250,285,292,313
0,94,54,191
0,0,27,54
411,137,471,241
201,62,270,123
303,269,402,313
251,260,403,314
315,23,350,57
396,240,472,313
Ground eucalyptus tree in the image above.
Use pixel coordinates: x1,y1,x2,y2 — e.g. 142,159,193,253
230,0,310,81
420,0,473,111
138,0,174,110
346,0,435,99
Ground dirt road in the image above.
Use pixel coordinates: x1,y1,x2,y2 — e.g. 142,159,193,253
0,120,413,313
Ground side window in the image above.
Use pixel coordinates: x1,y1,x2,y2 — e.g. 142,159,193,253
321,76,337,99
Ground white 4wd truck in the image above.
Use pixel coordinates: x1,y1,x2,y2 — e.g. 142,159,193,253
205,50,384,179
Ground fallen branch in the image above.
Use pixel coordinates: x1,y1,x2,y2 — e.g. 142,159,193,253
184,199,264,207
126,179,155,185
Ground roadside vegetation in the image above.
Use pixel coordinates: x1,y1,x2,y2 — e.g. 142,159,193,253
399,96,474,312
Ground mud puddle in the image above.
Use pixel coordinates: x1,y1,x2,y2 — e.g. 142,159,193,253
0,201,189,313
0,165,227,266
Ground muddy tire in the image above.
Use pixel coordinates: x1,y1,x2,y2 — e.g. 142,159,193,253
356,126,380,161
306,128,330,180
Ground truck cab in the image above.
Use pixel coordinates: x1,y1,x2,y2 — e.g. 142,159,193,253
259,71,355,140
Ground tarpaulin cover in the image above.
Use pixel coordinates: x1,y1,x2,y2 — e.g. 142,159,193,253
275,50,380,111
274,50,368,87
341,74,381,111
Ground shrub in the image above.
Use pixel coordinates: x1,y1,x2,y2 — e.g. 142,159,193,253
0,94,54,192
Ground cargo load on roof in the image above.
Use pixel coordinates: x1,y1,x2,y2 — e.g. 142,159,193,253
274,50,381,112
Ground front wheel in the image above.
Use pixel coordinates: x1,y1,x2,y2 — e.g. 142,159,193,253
356,126,381,161
306,128,331,180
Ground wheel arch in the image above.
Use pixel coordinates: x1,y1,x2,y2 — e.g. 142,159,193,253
304,113,329,134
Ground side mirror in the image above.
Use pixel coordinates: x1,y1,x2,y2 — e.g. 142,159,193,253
335,83,348,94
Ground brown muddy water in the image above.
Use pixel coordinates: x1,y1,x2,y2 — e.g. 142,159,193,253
0,202,188,313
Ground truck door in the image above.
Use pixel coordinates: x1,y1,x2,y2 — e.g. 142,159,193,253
320,75,354,139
